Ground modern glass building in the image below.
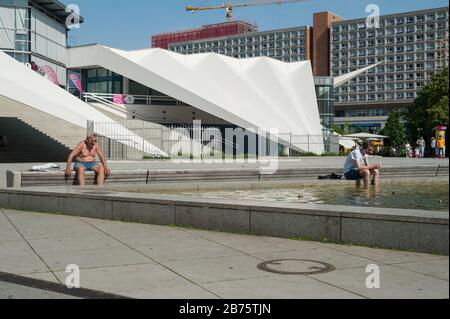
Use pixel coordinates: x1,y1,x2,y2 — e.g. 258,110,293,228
315,77,335,130
68,66,182,107
0,0,82,87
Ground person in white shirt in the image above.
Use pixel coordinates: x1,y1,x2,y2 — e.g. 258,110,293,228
343,141,381,188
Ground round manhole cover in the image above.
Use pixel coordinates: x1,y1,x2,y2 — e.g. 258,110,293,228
257,259,335,276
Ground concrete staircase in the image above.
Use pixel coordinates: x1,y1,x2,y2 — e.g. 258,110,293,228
0,95,86,163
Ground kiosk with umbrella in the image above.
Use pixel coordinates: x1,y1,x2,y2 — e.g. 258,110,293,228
343,133,388,155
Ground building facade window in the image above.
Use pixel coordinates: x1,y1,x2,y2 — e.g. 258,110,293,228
83,67,123,95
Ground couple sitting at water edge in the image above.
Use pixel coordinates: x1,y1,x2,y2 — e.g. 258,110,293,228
65,136,381,188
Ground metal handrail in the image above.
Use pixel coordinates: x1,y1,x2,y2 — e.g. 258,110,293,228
84,93,190,127
84,92,237,149
84,92,186,106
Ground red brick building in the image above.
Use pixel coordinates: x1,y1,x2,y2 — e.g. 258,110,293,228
151,21,257,49
312,12,344,76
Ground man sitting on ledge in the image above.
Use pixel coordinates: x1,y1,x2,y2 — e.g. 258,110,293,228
343,141,381,188
65,134,111,186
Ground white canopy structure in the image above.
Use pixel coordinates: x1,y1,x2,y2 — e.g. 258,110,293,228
333,62,383,88
0,51,168,157
333,133,357,150
343,133,388,140
67,45,325,154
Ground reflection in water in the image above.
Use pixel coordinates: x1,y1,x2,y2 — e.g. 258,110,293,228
307,183,448,211
342,185,381,208
159,182,449,211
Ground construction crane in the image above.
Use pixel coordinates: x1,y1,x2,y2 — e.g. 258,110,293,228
186,0,311,23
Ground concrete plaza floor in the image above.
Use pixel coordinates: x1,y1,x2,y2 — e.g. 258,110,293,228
0,208,448,299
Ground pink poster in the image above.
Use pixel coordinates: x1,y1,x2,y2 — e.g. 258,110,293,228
113,94,125,104
43,65,60,85
69,73,84,95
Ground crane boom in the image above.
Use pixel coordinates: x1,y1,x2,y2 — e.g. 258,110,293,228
186,0,311,22
225,0,310,9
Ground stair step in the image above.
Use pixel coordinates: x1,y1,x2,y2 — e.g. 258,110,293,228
0,96,86,163
0,95,86,154
0,116,74,162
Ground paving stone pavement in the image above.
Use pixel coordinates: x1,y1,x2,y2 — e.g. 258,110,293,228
0,281,80,299
0,208,448,299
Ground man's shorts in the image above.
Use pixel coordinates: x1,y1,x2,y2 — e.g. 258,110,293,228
344,169,363,180
73,162,99,172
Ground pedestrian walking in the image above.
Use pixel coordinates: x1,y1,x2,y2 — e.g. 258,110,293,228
416,137,426,158
430,137,437,158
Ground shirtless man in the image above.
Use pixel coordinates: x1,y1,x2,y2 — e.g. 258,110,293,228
65,134,111,186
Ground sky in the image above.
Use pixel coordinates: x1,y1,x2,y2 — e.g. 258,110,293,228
61,0,449,50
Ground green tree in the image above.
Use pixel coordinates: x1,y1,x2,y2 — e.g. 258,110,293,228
354,126,365,134
332,124,350,135
404,67,449,142
382,111,406,147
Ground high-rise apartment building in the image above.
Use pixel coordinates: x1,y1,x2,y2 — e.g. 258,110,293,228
169,25,313,63
157,6,449,133
166,12,340,76
331,7,449,133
